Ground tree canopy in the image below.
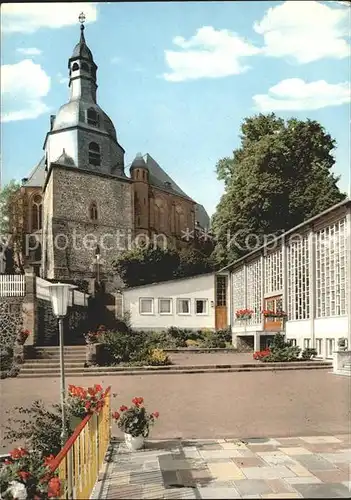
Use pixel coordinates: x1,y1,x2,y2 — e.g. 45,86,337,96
113,245,214,288
0,180,21,273
211,113,346,267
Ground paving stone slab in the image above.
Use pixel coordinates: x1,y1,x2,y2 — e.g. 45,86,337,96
320,451,351,464
278,447,313,456
293,482,351,498
234,478,273,495
207,461,245,480
242,466,296,479
300,436,342,444
312,469,350,483
292,454,338,470
197,486,241,499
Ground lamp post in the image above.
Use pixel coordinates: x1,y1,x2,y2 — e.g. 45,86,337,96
95,244,101,284
46,282,77,445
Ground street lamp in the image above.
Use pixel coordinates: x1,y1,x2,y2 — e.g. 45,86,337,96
95,244,101,284
45,282,77,445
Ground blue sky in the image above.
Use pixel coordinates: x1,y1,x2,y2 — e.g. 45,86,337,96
1,1,350,216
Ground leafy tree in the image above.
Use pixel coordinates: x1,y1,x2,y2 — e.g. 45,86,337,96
113,245,214,287
0,180,21,273
212,113,346,267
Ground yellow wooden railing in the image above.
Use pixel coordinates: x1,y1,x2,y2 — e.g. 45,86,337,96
50,387,111,499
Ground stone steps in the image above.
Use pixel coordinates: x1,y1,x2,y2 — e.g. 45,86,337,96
17,361,332,378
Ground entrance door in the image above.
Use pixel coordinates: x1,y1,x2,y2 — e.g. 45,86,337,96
215,275,227,330
264,295,284,331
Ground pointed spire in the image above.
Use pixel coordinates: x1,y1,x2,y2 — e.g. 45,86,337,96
78,12,86,44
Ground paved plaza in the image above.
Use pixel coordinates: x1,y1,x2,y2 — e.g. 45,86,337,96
93,434,351,499
1,369,349,455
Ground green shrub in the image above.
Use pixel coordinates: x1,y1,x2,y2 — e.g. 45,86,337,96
262,346,301,362
144,331,178,349
185,339,200,347
143,348,172,366
216,327,232,343
3,401,71,456
301,347,317,360
98,329,147,364
166,327,193,347
197,330,226,348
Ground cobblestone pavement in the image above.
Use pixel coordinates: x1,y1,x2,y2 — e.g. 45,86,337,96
92,435,351,499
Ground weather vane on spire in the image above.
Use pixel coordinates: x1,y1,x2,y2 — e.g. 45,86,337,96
78,12,86,30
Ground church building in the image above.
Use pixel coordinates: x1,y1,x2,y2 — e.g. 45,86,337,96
9,18,209,291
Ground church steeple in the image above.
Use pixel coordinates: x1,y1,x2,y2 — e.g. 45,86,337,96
68,13,98,103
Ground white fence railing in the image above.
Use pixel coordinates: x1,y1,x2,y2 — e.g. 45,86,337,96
0,275,26,297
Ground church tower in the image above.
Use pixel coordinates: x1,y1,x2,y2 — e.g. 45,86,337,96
41,14,133,289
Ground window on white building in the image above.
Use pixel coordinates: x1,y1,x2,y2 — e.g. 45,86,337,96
159,298,172,314
326,338,335,358
195,299,208,315
177,298,190,314
303,338,310,349
265,248,283,294
246,259,262,325
287,234,310,320
288,338,297,346
316,338,323,356
316,218,348,318
139,298,154,315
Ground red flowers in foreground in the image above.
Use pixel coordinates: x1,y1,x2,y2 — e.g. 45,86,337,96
4,448,62,499
10,447,29,460
68,384,108,415
132,397,144,406
253,349,270,360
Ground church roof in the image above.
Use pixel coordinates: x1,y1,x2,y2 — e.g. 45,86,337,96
51,101,117,141
143,154,195,202
130,153,149,170
23,156,46,187
195,204,210,229
71,25,94,61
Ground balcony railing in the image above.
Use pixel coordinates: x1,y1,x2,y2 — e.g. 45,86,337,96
49,387,111,499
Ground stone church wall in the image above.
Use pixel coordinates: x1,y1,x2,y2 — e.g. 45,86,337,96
43,165,133,284
0,297,24,349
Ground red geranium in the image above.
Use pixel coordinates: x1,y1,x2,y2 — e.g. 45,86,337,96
120,405,128,412
132,397,144,406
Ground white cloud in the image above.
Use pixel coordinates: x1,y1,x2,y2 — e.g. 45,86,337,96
253,78,351,111
57,72,69,85
1,2,98,34
163,26,261,82
1,59,51,122
16,47,42,56
254,0,350,63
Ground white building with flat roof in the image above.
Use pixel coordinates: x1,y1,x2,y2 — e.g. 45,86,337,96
122,199,350,359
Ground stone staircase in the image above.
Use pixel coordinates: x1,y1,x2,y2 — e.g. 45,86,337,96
18,346,86,378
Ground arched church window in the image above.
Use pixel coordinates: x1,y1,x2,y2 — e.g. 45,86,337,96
87,108,99,127
72,62,79,71
31,194,42,231
136,170,139,180
81,62,89,72
89,202,98,221
88,142,101,166
175,206,184,234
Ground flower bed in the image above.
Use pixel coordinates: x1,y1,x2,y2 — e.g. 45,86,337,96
84,326,234,367
0,448,61,499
